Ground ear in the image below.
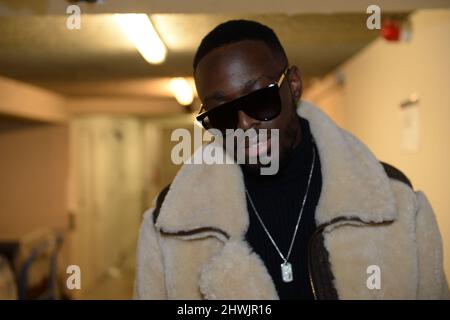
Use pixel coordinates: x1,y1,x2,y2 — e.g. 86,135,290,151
288,65,303,103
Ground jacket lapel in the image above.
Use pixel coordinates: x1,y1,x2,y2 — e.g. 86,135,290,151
298,101,397,226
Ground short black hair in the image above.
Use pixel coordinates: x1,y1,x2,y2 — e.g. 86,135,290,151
193,19,288,71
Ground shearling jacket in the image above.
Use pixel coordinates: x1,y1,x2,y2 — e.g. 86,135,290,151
134,101,450,300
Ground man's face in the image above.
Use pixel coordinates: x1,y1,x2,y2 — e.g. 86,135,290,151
194,40,302,175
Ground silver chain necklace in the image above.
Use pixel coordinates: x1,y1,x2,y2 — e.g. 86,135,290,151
245,146,316,283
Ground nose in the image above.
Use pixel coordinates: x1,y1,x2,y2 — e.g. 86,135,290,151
236,110,259,131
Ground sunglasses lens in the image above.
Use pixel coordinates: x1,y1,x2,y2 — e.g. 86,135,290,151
243,86,281,121
204,105,238,133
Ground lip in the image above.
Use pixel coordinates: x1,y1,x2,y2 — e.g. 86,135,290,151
245,137,271,158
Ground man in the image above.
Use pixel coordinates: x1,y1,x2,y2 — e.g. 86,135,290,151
134,20,449,299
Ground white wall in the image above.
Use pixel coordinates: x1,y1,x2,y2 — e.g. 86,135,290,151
305,9,450,279
68,116,145,295
0,122,69,239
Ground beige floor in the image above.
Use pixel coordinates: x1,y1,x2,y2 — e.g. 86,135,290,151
79,253,136,300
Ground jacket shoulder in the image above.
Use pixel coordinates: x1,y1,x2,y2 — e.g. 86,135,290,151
152,184,171,224
380,161,413,189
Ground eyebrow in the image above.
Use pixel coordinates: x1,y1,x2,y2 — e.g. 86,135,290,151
203,74,274,104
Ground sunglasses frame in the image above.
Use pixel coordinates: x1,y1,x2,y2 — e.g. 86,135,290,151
196,67,289,131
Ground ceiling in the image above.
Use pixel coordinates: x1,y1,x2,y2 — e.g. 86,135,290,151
0,10,410,97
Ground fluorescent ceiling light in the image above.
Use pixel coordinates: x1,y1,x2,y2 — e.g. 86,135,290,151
114,14,167,64
170,78,194,106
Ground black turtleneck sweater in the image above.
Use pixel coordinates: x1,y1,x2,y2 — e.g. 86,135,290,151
244,116,322,300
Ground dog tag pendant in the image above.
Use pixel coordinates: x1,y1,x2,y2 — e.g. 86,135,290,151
281,262,293,282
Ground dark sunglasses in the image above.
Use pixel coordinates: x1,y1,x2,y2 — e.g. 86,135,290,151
196,67,289,133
